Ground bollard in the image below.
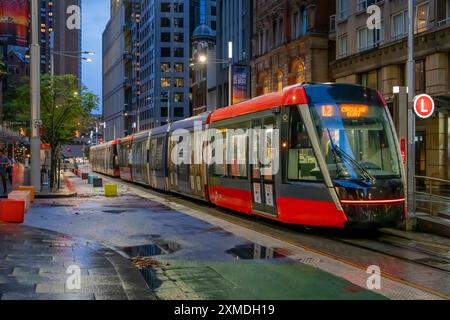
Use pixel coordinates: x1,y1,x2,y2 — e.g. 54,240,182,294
8,191,32,212
104,184,118,197
93,178,103,188
88,176,97,184
0,200,25,223
17,186,36,203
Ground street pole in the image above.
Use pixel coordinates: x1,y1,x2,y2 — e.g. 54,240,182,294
228,41,233,106
406,0,416,229
30,0,41,191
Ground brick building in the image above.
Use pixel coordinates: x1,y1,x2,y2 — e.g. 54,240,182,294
332,0,450,180
251,0,335,97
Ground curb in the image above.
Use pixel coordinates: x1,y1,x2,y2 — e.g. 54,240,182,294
35,192,79,199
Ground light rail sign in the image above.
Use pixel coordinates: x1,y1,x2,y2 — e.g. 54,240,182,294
413,94,435,119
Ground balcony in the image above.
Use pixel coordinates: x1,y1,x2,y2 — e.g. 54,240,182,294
437,18,450,27
356,0,384,13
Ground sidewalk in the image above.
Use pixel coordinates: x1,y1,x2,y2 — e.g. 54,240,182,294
0,223,154,300
0,164,77,198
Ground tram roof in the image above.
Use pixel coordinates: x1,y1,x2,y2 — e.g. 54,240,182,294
210,85,308,123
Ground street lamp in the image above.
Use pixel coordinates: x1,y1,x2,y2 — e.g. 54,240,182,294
195,41,233,106
123,110,140,133
30,0,41,191
406,0,416,227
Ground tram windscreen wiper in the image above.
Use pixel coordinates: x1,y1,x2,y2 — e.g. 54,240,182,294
325,129,376,182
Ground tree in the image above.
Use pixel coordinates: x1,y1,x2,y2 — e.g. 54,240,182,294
0,59,5,76
5,74,99,189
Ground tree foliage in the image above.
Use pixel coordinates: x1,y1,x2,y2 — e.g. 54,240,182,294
0,59,5,77
5,74,99,188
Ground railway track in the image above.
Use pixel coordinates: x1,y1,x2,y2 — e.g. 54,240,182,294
96,173,450,299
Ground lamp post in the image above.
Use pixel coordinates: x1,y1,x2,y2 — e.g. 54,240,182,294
406,0,416,227
30,0,41,191
196,50,233,107
228,41,233,106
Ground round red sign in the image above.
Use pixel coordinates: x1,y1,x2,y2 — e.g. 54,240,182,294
414,94,435,119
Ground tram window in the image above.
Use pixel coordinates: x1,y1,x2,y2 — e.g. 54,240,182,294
229,129,248,178
288,109,322,181
212,131,228,176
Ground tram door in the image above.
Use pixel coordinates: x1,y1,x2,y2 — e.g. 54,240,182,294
251,117,278,217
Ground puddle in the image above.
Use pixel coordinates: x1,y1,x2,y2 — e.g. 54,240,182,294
226,244,292,260
102,209,130,215
123,241,181,258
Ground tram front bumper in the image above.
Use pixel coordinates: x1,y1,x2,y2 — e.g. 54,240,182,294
342,203,405,229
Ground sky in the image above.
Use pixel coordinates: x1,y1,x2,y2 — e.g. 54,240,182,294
81,0,110,114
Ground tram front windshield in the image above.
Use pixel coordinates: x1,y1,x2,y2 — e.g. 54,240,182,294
306,86,401,180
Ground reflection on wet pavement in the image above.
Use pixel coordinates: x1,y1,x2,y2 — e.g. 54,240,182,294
123,242,182,258
226,244,292,260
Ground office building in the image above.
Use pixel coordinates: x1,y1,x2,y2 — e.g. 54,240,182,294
332,0,450,179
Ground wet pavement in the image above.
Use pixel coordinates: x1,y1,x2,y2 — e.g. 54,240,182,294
18,168,445,300
0,223,154,300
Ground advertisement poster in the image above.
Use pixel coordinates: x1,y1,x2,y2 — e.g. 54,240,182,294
233,65,248,104
0,0,29,47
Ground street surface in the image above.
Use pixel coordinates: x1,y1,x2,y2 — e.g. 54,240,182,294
1,165,449,300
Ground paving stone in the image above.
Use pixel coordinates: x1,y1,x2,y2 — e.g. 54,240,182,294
6,255,54,262
1,292,95,300
87,268,117,275
0,283,36,293
65,284,125,295
94,292,129,300
12,267,39,275
35,283,65,294
39,266,89,275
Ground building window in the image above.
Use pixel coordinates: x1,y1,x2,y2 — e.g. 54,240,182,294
275,71,284,92
357,0,383,12
161,77,171,88
338,34,348,58
174,32,184,42
392,11,408,39
361,70,379,90
174,48,184,57
161,3,171,12
174,18,184,28
161,47,171,57
161,32,170,42
160,63,171,73
338,0,348,21
174,107,184,117
415,3,429,33
257,73,270,96
161,17,170,28
174,3,184,12
174,93,184,102
174,63,183,73
174,78,184,87
357,22,384,52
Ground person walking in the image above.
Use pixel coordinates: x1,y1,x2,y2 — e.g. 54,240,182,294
0,151,11,195
6,155,15,184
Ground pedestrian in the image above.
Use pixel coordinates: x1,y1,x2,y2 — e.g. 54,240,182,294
0,151,11,195
6,155,15,183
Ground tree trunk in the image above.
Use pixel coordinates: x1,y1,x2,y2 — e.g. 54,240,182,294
49,143,60,190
